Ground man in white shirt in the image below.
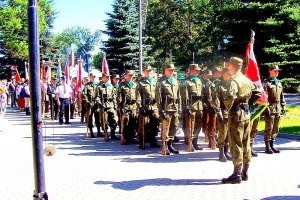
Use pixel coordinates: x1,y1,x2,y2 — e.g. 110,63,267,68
55,76,72,125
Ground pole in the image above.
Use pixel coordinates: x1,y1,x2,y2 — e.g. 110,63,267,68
139,0,143,73
28,0,48,199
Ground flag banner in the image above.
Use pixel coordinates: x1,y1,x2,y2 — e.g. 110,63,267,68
65,58,69,84
41,60,46,79
102,54,109,74
15,69,21,82
75,58,83,92
47,60,52,84
245,31,268,122
57,61,62,79
25,62,29,80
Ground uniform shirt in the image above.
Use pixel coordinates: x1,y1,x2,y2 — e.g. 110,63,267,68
55,83,72,99
136,77,158,111
95,81,116,109
82,82,97,105
117,81,137,111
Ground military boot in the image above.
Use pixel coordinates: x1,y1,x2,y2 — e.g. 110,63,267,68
241,164,249,181
250,143,258,157
222,166,242,184
97,126,104,137
167,140,179,154
269,140,280,153
219,147,227,162
26,107,31,115
173,136,180,143
89,128,95,138
208,136,212,148
265,141,273,154
110,129,120,140
192,138,203,150
224,146,232,161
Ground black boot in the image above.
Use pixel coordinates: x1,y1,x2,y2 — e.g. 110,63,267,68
224,146,232,161
173,136,180,143
110,129,120,140
97,126,104,137
265,141,273,154
26,107,31,115
208,136,212,148
269,141,280,153
167,140,179,154
89,128,95,138
222,166,242,184
192,138,203,150
242,164,249,181
250,143,258,157
219,147,227,162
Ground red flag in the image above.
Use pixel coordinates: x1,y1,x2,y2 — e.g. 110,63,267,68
75,59,83,92
41,60,46,79
102,54,109,74
65,58,69,84
15,69,21,82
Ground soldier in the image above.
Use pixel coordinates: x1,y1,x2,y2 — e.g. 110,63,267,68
95,72,119,140
47,77,58,120
117,70,138,144
202,70,213,145
82,73,101,138
180,64,204,151
180,68,190,144
80,77,89,123
136,65,160,149
155,63,180,154
222,57,260,184
249,117,260,157
218,68,232,162
263,65,286,154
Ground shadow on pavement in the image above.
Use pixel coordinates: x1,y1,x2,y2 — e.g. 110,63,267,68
94,178,221,190
260,196,300,200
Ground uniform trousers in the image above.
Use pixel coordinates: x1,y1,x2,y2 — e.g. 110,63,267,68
59,98,70,124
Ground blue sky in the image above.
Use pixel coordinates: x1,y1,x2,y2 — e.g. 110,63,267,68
52,0,113,34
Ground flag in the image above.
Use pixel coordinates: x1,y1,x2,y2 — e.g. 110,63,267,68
15,69,21,82
25,62,29,80
56,60,62,79
75,58,83,92
102,54,109,74
41,60,46,79
65,58,69,84
46,60,52,84
245,30,268,122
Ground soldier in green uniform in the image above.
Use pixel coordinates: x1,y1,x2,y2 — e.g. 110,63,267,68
136,65,160,149
155,64,180,154
218,67,232,162
222,57,260,184
180,64,204,150
95,72,119,140
180,68,190,145
249,117,260,157
80,77,89,123
82,73,101,138
117,70,138,144
263,65,286,154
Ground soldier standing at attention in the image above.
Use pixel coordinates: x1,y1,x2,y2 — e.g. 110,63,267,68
218,68,232,162
180,64,204,150
155,64,180,154
80,77,89,123
95,72,119,140
136,65,160,149
222,57,260,184
263,65,286,154
47,77,58,120
82,73,101,138
117,70,139,144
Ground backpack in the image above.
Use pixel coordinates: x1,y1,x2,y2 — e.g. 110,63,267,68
20,87,29,98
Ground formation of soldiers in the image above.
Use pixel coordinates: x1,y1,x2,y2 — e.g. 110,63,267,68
45,56,286,184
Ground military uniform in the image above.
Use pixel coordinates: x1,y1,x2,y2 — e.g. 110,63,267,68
47,78,58,120
82,73,100,138
249,117,260,157
180,64,204,151
263,65,286,154
95,73,119,140
222,57,260,184
155,64,180,154
117,70,138,144
136,66,160,149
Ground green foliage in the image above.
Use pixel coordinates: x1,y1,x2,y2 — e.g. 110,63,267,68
281,78,300,93
92,52,104,71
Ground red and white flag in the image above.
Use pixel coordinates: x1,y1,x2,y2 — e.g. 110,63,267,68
65,58,69,84
245,30,267,122
76,58,83,92
25,62,29,80
15,69,21,82
102,54,109,74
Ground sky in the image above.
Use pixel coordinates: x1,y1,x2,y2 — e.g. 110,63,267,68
52,0,114,36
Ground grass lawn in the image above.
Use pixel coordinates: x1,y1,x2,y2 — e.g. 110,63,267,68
258,105,300,135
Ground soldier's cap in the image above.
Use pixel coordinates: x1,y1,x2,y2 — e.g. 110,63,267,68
185,68,190,74
51,77,57,81
143,65,152,71
269,65,281,71
229,57,243,68
164,63,175,69
222,67,230,74
212,66,222,73
112,74,120,79
84,77,89,80
61,76,66,80
189,63,201,71
204,70,213,75
102,72,110,77
124,70,134,75
89,72,96,77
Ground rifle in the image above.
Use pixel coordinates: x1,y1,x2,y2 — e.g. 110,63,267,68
140,94,146,150
86,106,91,137
187,95,193,152
161,96,169,155
101,91,109,142
120,95,126,145
211,107,217,150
